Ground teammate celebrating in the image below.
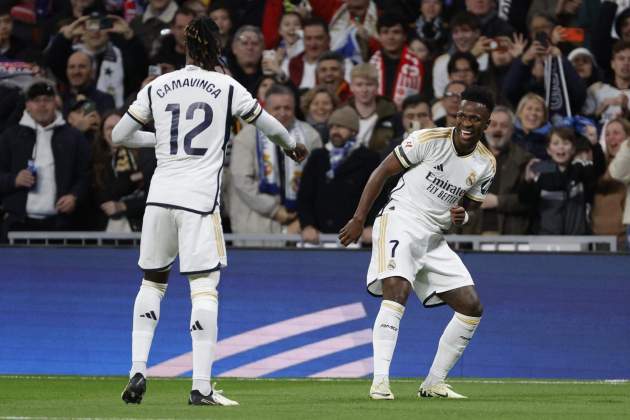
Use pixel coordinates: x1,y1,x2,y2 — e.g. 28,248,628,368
339,86,495,400
113,17,308,406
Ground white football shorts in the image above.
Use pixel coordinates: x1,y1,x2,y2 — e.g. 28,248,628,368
138,205,227,275
366,204,474,307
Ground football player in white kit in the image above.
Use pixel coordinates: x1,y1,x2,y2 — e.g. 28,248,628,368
340,86,496,400
112,17,308,406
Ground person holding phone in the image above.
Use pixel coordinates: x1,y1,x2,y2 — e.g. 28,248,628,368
521,126,604,234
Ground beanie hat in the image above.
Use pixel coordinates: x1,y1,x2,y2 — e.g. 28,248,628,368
327,106,359,132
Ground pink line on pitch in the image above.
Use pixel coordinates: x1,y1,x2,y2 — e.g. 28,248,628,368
147,302,366,377
309,357,373,378
219,329,372,377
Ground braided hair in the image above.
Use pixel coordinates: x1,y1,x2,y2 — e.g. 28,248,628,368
185,16,222,71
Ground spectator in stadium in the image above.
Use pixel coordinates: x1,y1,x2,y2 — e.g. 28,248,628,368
283,17,333,90
568,47,602,92
61,51,115,117
0,6,38,61
346,63,397,152
482,33,521,105
315,52,351,102
413,0,448,54
513,93,552,160
150,7,195,71
502,32,586,113
458,106,533,235
583,41,630,124
129,0,179,56
433,80,466,128
92,111,156,232
297,106,379,244
369,13,425,110
275,12,303,67
301,85,338,143
408,36,432,63
208,1,233,51
591,0,630,77
447,51,480,88
592,117,629,247
0,81,90,242
432,12,487,99
522,126,600,234
608,122,630,247
66,98,101,142
44,13,148,108
227,25,264,96
181,0,207,17
228,84,321,244
465,0,515,37
380,93,435,159
325,0,379,63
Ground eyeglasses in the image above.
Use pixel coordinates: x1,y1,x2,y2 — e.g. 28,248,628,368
456,111,482,123
444,91,461,99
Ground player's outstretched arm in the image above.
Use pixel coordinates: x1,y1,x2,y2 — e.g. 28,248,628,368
253,110,308,162
339,153,403,246
111,113,157,148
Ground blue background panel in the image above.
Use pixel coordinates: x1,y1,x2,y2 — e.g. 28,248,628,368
0,248,628,379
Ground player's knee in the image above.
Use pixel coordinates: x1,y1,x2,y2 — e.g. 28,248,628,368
382,277,411,306
188,271,220,303
465,300,483,318
144,269,170,284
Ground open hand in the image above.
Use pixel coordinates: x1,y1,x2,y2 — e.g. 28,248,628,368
339,217,365,246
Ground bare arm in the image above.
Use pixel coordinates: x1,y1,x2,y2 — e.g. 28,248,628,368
111,113,156,148
339,153,404,246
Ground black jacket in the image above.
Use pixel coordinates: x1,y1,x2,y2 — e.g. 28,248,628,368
297,145,380,233
0,121,90,220
61,84,116,117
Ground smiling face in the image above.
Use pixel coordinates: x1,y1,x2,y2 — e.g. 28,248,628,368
279,13,301,45
454,99,490,148
485,110,514,151
547,133,575,165
317,59,344,88
605,120,628,157
66,52,93,89
266,93,295,128
518,97,545,132
379,24,406,55
451,25,479,52
308,91,334,123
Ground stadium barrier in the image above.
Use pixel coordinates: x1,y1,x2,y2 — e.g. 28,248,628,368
1,247,628,379
7,231,619,252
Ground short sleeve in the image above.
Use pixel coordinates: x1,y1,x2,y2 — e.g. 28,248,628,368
466,169,495,202
232,80,262,124
127,83,153,125
393,129,437,169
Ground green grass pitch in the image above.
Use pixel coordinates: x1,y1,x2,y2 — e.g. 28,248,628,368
0,376,628,419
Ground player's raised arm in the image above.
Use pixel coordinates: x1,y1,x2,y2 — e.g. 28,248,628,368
339,153,404,246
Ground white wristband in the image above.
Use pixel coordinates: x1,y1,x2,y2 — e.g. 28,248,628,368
463,211,470,225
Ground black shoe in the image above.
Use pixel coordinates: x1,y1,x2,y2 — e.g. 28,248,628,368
188,389,239,406
121,373,146,404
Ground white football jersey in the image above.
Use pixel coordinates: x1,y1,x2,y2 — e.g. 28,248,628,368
127,65,262,214
391,127,496,232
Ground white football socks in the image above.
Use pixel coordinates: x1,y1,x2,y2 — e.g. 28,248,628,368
189,272,220,396
423,312,481,388
130,279,167,378
372,300,405,384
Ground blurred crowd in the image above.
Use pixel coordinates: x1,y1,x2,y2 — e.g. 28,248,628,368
1,0,629,249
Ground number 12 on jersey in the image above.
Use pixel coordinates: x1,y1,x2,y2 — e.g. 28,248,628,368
165,102,214,156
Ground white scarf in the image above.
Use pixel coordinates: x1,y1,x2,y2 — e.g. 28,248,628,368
256,121,307,211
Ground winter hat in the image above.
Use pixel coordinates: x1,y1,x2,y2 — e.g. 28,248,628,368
327,106,360,132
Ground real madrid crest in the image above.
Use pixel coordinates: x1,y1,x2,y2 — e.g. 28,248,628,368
466,171,477,186
387,259,396,270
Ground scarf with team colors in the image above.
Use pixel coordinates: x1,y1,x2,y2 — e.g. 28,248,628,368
369,46,423,108
256,122,307,211
325,138,359,180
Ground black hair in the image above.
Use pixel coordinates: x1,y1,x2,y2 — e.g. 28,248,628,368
208,0,229,13
0,5,11,16
460,85,495,112
303,16,329,35
612,40,630,58
317,51,345,65
185,16,222,71
377,13,407,32
402,94,431,112
450,12,480,32
447,51,479,75
174,7,196,23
